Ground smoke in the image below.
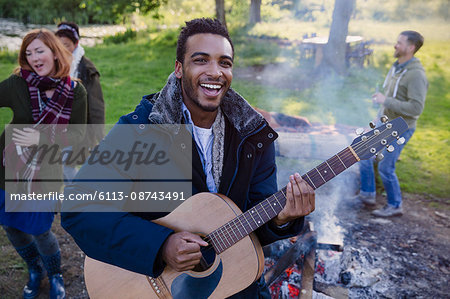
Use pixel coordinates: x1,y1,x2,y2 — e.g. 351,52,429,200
235,37,380,128
310,168,359,245
276,140,360,246
247,37,380,246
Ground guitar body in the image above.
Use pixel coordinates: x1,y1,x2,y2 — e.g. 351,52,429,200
84,193,265,298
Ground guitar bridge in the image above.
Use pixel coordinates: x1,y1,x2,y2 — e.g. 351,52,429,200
147,276,170,298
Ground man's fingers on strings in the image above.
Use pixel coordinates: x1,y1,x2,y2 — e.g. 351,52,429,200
300,180,315,212
292,174,302,202
183,233,208,247
286,180,295,210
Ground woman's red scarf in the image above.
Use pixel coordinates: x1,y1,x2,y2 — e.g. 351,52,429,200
21,68,73,125
3,70,75,194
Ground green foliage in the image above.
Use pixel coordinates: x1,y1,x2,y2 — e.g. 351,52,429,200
134,0,214,29
103,28,137,44
354,0,449,21
80,0,165,24
0,0,164,24
149,28,179,47
0,0,88,24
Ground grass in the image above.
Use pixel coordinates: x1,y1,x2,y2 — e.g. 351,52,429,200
0,19,448,199
396,41,450,196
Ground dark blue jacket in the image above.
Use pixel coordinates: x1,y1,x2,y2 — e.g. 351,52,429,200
62,76,304,298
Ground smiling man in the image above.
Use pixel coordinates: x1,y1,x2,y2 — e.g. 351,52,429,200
62,18,315,298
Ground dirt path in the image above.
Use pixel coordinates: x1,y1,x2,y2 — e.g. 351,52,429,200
336,193,450,298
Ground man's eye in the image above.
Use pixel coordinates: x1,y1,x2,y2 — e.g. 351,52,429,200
221,61,232,67
194,58,206,63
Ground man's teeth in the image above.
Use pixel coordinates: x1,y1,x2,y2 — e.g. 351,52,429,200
201,83,221,89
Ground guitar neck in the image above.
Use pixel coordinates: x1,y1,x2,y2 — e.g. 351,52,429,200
207,146,360,254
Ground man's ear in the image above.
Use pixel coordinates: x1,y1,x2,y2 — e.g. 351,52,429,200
407,43,416,54
175,60,183,79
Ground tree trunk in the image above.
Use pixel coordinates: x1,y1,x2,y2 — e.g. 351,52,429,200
293,0,301,14
215,0,227,28
322,0,355,74
249,0,262,25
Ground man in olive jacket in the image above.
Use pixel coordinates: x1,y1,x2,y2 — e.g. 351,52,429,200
356,30,428,217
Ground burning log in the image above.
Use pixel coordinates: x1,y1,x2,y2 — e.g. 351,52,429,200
254,107,311,131
264,231,317,286
313,281,349,299
263,221,347,299
317,243,344,252
300,234,316,299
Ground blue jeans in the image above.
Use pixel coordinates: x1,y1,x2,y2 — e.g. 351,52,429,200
359,128,415,208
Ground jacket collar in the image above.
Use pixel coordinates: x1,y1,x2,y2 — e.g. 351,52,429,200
147,72,266,137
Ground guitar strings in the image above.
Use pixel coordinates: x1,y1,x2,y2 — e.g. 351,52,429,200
205,125,391,252
203,123,398,254
300,124,394,190
305,122,396,184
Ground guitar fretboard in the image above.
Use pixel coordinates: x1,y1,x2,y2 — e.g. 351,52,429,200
207,147,359,254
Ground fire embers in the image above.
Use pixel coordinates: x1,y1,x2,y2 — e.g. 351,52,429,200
315,246,382,288
263,237,303,298
263,242,384,298
264,257,301,298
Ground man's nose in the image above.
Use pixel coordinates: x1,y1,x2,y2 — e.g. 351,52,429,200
206,62,222,78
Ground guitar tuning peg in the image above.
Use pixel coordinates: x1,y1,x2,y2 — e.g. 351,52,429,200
397,137,405,145
355,128,364,135
369,122,376,129
386,145,395,153
380,115,389,123
375,153,384,161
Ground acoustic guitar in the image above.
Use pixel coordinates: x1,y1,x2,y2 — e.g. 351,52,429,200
84,117,408,298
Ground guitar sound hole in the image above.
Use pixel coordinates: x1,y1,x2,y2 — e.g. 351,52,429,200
193,243,216,272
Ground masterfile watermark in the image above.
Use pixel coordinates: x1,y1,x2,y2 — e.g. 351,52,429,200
4,124,193,213
22,140,170,171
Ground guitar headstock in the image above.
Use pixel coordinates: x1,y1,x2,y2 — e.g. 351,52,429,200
351,116,409,161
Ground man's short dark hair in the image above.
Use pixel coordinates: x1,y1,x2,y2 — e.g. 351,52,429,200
400,30,424,53
176,18,234,63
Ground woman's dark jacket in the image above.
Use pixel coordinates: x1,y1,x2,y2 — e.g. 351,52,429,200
77,56,105,149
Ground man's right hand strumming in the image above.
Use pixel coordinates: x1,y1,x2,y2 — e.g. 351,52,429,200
161,231,208,272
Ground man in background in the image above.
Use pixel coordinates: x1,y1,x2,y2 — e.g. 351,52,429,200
356,30,428,217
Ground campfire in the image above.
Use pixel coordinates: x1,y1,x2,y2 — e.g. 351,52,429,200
257,108,384,298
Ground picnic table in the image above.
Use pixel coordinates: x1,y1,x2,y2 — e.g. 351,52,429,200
301,35,364,67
